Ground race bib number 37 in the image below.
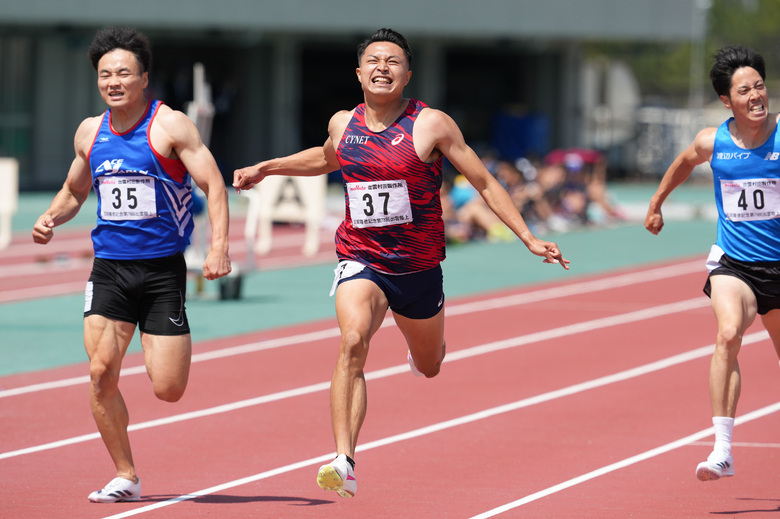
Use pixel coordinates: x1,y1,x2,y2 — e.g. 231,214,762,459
347,180,413,228
721,178,780,222
98,175,157,220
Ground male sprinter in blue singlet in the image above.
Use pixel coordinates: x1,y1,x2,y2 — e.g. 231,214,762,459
32,27,231,502
646,45,780,482
233,28,569,498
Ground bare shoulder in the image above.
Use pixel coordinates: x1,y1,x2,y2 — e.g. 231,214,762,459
327,109,355,144
415,107,462,147
74,115,103,154
415,106,453,131
152,103,196,137
693,127,718,155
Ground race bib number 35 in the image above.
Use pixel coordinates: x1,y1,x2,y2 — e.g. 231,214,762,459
98,175,157,220
721,178,780,222
347,180,413,228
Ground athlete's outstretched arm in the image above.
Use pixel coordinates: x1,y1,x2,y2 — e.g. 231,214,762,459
418,108,569,269
232,144,338,192
233,110,348,192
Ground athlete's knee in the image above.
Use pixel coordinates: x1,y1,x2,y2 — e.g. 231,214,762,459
339,330,369,367
716,323,743,352
153,379,187,402
416,341,446,378
88,359,120,400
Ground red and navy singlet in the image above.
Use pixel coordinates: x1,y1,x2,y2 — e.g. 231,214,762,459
335,99,445,274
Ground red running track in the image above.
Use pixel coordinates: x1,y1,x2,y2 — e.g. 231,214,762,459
3,257,780,518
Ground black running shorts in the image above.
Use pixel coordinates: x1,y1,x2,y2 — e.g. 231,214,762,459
704,253,780,315
84,252,190,335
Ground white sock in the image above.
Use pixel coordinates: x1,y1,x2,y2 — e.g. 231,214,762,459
712,416,734,454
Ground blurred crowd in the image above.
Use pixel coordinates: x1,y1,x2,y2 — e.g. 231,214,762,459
441,148,624,244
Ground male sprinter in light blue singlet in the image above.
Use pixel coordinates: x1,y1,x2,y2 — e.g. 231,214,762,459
32,27,231,502
646,46,780,483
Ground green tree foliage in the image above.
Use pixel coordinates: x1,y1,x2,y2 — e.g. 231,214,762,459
586,0,780,107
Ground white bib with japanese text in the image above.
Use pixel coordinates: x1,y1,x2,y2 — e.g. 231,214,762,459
346,179,413,228
98,175,157,220
720,177,780,222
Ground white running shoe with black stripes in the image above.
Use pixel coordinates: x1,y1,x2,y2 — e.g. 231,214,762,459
696,451,734,481
88,477,141,503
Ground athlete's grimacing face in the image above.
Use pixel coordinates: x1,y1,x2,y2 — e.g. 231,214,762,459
722,66,768,122
96,48,149,109
356,41,412,96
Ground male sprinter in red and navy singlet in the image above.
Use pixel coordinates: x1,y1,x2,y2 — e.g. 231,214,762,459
335,98,445,273
233,27,569,498
33,26,231,503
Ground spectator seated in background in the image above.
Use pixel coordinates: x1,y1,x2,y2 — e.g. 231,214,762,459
495,158,553,235
541,148,624,231
441,148,624,242
441,167,515,243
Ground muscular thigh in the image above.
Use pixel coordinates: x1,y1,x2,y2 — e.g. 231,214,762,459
84,314,138,370
335,278,389,339
709,274,758,331
141,332,192,383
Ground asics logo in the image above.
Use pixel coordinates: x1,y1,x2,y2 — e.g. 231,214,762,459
391,134,405,146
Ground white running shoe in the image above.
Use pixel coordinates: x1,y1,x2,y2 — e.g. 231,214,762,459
88,477,141,503
317,454,357,498
408,351,424,377
696,451,734,481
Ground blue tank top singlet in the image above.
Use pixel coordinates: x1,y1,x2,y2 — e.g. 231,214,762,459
88,100,194,260
335,99,445,274
711,118,780,262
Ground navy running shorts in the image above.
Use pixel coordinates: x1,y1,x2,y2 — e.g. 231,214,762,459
335,262,444,320
84,252,190,335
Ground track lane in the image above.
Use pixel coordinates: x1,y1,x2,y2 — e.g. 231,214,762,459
5,259,780,518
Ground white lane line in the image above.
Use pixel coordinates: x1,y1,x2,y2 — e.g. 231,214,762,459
96,330,771,519
0,296,720,461
0,259,704,398
468,401,780,519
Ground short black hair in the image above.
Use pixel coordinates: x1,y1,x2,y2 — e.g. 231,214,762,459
709,45,766,98
357,28,413,67
87,26,152,73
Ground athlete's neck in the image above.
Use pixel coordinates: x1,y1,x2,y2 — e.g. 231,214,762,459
730,112,779,150
363,97,410,132
110,100,149,133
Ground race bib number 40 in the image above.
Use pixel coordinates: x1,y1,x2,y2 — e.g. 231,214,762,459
347,180,413,228
98,175,157,220
721,178,780,221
